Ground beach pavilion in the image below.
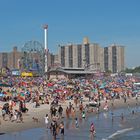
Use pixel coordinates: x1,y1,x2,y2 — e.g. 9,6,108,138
46,67,96,79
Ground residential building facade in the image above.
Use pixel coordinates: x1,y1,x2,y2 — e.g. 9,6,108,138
58,38,125,73
104,44,125,73
58,38,104,72
0,46,22,70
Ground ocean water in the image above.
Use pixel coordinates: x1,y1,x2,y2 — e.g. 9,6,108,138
1,106,140,140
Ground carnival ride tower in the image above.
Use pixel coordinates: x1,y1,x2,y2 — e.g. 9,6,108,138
43,24,48,73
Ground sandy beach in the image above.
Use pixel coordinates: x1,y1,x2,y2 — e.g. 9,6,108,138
0,97,139,134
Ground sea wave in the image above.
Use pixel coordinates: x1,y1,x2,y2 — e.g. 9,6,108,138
102,127,133,140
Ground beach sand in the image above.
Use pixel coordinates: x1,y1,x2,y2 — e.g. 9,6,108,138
0,97,139,134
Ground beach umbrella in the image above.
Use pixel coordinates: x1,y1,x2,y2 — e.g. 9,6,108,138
47,83,54,87
19,92,25,100
55,89,63,93
64,90,67,94
0,83,12,87
67,85,73,88
3,103,9,108
0,93,4,97
113,87,122,92
5,92,12,96
84,89,90,92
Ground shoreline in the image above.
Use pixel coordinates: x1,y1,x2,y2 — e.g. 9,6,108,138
0,97,139,134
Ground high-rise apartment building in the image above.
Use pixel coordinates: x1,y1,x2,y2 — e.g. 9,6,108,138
104,44,125,73
58,38,125,73
58,38,103,71
0,47,22,69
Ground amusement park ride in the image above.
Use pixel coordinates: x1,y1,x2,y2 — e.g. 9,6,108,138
19,24,48,77
21,40,45,76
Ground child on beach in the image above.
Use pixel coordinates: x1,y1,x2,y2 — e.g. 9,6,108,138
44,114,49,129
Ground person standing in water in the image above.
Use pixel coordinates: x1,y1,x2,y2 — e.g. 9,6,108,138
50,120,57,140
90,122,96,137
82,110,86,119
59,121,64,135
75,117,79,128
121,113,124,121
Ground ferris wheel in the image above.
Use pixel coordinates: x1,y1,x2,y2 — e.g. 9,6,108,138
21,40,45,75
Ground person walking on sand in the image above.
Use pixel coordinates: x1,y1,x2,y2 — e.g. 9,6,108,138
1,108,6,121
18,111,24,123
66,107,70,119
44,114,49,129
9,110,13,121
13,110,18,122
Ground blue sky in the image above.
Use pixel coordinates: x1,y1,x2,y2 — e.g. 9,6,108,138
0,0,139,68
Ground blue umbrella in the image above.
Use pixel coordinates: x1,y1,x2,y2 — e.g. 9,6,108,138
0,93,4,97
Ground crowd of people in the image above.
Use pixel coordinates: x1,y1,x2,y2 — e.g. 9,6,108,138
0,74,140,139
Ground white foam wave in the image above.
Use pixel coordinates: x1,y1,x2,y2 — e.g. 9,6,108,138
102,127,133,140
